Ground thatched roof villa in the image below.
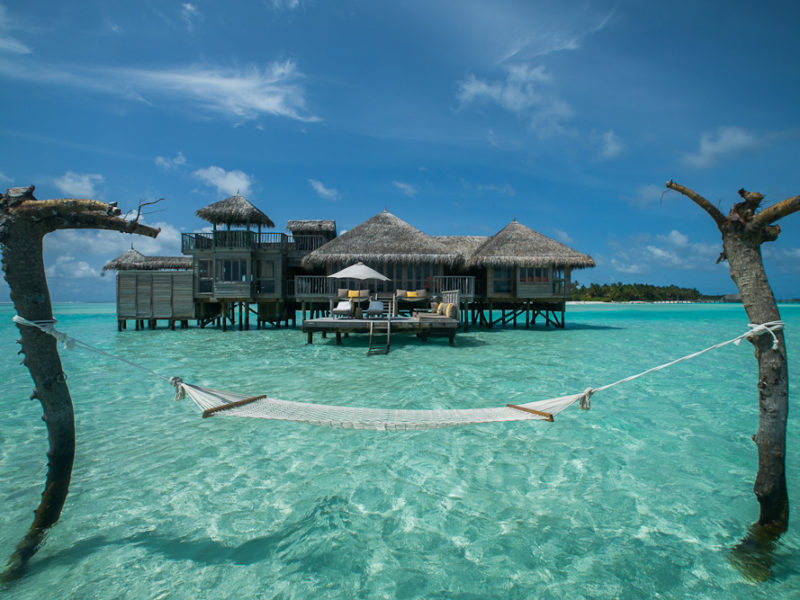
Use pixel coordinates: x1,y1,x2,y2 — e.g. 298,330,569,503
106,194,595,330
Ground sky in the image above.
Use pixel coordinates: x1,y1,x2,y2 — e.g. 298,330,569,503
1,0,799,301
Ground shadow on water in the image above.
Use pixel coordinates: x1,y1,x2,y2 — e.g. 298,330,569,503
23,496,366,576
728,523,795,582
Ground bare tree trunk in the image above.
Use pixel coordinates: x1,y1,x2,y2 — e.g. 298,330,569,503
0,186,159,582
722,231,788,529
666,181,798,580
0,221,74,582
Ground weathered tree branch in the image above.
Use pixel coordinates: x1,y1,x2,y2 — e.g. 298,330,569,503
0,185,160,582
665,180,726,228
750,194,800,229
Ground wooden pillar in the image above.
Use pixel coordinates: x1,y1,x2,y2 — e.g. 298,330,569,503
238,303,243,330
307,330,313,344
336,332,342,345
245,303,250,330
222,303,227,332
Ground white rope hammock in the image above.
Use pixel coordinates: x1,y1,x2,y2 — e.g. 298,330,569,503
12,315,785,431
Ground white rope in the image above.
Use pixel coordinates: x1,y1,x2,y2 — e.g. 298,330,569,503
11,315,785,429
12,316,180,386
585,320,784,402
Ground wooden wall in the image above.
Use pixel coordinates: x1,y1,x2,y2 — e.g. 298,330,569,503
117,271,195,319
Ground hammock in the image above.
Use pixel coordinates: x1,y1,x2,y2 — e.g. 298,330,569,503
177,383,585,430
12,316,784,430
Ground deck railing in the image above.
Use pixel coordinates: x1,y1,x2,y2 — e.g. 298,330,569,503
182,231,292,251
182,232,213,252
253,233,287,249
289,235,327,252
293,275,336,297
432,276,475,299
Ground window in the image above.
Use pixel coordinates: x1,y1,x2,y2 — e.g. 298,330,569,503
493,267,512,293
198,260,213,293
519,267,549,283
216,259,248,282
257,260,275,294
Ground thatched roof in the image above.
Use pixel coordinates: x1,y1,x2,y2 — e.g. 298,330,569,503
436,235,489,258
103,248,193,271
195,193,275,228
467,220,595,269
302,210,458,267
287,220,337,234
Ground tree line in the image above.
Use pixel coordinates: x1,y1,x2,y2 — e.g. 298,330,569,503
570,281,723,302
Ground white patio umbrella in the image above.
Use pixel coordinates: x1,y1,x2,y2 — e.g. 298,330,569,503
327,262,390,282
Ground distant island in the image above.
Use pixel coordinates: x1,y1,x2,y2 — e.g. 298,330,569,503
570,282,730,303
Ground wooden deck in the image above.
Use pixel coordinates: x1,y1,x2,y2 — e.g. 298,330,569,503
302,314,460,346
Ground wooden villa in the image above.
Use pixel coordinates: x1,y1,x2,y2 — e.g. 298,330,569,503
105,197,594,331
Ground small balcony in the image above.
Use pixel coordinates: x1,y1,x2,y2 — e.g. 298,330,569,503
182,231,290,253
432,276,475,299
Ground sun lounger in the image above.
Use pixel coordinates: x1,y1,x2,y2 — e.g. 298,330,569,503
332,300,353,318
366,300,384,318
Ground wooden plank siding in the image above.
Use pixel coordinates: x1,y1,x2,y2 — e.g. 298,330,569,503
116,271,195,320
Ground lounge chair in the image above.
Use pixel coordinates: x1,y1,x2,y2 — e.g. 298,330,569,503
365,300,385,318
332,300,353,318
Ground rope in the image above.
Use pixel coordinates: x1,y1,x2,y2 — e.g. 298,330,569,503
11,315,785,429
12,315,181,388
580,320,784,406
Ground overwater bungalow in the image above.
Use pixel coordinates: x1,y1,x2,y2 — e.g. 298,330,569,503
105,196,594,331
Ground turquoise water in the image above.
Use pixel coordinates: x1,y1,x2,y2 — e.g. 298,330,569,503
1,303,798,598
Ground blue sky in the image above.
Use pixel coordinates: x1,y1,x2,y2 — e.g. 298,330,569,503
1,0,799,301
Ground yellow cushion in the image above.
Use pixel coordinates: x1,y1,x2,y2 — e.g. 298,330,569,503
406,291,418,298
347,290,360,298
445,303,455,318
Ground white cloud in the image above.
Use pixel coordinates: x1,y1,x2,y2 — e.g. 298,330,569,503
598,129,625,160
493,7,615,63
53,171,104,197
461,178,515,196
608,230,722,277
392,181,416,197
0,171,10,183
624,184,665,209
0,5,31,54
42,220,184,287
45,220,183,261
181,3,201,31
762,246,800,275
0,58,318,123
457,64,573,138
309,179,340,200
272,0,300,9
682,126,762,168
553,228,573,244
45,255,99,279
192,166,251,196
155,151,187,170
657,230,689,248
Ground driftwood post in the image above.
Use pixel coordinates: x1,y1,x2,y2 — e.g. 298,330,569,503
0,186,159,582
666,181,799,579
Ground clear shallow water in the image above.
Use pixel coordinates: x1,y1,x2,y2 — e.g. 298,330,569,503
1,303,798,599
